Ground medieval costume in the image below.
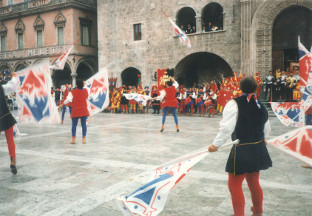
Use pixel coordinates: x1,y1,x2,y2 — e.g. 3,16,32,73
209,76,272,216
151,86,160,114
1,76,19,174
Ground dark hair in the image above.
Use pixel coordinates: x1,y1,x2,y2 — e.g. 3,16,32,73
166,80,173,87
239,75,258,93
76,79,84,89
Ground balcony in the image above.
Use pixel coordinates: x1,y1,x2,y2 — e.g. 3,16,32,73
0,0,96,16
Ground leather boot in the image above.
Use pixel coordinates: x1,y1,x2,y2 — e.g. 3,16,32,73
82,137,86,144
70,136,76,144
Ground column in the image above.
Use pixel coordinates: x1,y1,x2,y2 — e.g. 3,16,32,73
240,0,252,74
196,16,202,33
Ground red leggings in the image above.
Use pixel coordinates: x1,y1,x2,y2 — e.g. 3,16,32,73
4,126,16,159
228,172,263,216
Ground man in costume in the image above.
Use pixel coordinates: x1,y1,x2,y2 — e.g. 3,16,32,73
153,77,179,132
208,76,272,216
0,72,19,174
59,80,89,144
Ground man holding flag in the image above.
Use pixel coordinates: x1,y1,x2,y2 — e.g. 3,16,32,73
209,76,272,216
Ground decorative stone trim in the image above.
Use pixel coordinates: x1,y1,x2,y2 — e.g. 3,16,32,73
33,15,45,30
15,19,25,33
0,23,7,36
54,11,66,27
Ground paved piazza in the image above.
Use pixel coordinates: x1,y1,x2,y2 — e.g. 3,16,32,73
0,111,311,216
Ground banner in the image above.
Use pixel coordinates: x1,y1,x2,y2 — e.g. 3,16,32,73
85,68,109,116
17,59,59,123
269,126,312,166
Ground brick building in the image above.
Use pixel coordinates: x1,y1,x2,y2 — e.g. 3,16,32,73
97,0,312,88
0,0,97,87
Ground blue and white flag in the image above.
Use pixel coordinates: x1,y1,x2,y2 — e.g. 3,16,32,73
123,93,151,106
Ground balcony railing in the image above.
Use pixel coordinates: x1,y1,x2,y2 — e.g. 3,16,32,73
0,0,96,15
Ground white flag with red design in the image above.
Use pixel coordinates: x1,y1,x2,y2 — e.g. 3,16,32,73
50,39,78,70
85,68,109,116
269,126,312,166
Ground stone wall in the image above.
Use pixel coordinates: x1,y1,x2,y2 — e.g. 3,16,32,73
98,0,242,87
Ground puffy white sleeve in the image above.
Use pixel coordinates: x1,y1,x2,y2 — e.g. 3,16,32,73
2,77,19,95
173,81,179,89
63,92,73,105
213,100,238,147
156,90,166,101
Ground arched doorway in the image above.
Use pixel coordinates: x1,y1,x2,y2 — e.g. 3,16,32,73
121,67,141,87
272,6,312,72
176,7,196,33
251,0,312,74
76,62,94,81
202,2,223,30
51,63,72,88
175,52,233,88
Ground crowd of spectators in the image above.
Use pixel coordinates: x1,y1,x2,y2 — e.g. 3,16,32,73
180,21,222,34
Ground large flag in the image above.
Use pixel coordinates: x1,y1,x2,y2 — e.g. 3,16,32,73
270,102,305,127
116,140,239,216
299,85,312,112
16,59,59,123
49,39,79,70
162,11,191,48
123,93,151,106
85,68,109,116
269,126,312,166
298,37,312,86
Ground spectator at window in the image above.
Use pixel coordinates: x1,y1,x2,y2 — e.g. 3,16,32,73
207,22,212,31
180,25,185,32
212,25,218,31
186,24,192,34
192,26,196,33
202,26,206,32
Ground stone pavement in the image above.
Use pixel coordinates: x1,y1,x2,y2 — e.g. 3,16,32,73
0,111,311,216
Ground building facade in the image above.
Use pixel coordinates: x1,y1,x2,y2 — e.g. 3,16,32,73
0,0,97,87
97,0,312,87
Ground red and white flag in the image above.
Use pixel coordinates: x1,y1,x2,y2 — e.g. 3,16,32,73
162,11,191,48
269,126,312,166
50,39,79,70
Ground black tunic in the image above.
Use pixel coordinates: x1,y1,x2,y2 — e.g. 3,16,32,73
225,95,272,175
0,85,16,131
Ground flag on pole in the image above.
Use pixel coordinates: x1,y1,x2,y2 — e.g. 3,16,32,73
116,139,239,216
298,37,312,87
162,11,191,48
85,68,109,116
269,126,312,167
50,39,79,70
16,59,59,123
123,93,151,106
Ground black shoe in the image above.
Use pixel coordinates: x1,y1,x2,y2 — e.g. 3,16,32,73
160,128,164,132
10,157,17,175
177,129,179,132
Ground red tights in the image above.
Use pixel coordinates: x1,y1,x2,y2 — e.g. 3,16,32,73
4,126,16,159
228,172,263,216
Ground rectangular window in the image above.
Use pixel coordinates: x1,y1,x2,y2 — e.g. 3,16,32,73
134,23,141,41
8,0,13,5
37,30,43,47
18,33,24,49
81,25,89,46
1,36,6,51
58,27,64,45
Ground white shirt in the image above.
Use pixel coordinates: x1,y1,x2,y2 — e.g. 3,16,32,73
213,100,271,147
156,81,179,101
63,88,89,105
2,77,19,96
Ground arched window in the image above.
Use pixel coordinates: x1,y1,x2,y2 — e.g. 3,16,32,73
202,3,223,32
176,7,196,34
